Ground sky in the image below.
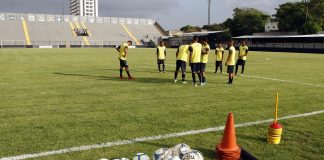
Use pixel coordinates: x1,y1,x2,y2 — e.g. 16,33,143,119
0,0,300,30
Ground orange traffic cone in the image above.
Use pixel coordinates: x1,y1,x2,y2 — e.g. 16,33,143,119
216,113,241,160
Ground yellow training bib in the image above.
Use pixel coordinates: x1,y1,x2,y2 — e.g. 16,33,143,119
119,43,128,60
216,47,224,61
201,44,210,63
157,46,166,60
177,45,190,62
190,43,202,63
239,46,248,60
227,46,236,65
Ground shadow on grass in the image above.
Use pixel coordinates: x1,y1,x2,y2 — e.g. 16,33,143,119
237,134,266,143
139,141,216,159
53,72,172,84
98,68,177,74
195,147,216,159
98,68,163,74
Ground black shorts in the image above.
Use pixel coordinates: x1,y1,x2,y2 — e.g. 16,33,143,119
216,61,222,67
236,59,246,65
200,63,207,72
190,63,200,73
157,59,165,64
119,59,128,67
227,65,235,73
176,60,187,72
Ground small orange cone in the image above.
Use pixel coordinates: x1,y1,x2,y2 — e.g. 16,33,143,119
216,113,241,160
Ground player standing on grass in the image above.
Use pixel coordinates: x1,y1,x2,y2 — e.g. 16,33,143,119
189,36,203,86
200,38,210,85
174,43,190,83
157,41,166,73
225,40,236,84
215,42,225,74
235,41,249,75
116,40,134,80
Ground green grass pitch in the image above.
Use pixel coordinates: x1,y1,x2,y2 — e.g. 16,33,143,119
0,48,323,160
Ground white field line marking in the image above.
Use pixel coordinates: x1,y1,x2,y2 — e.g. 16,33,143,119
165,63,324,88
1,110,324,160
244,75,324,88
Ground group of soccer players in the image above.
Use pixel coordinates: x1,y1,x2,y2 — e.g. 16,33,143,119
172,36,248,85
115,37,248,86
172,36,210,86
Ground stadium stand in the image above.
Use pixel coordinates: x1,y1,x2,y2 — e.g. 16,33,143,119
86,23,132,45
27,21,83,46
0,12,165,48
126,24,164,45
0,21,25,46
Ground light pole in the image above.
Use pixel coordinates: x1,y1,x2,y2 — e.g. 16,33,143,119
304,0,309,22
208,0,212,25
62,2,65,16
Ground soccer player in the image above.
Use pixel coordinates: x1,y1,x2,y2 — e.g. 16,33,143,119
174,43,190,83
157,41,166,73
215,42,225,74
225,40,236,84
115,40,134,80
200,38,210,85
189,36,203,86
235,41,249,75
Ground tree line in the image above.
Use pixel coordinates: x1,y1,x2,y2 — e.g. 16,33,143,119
180,0,323,36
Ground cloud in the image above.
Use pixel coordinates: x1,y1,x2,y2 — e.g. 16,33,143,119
0,0,180,19
0,0,303,29
99,0,180,18
223,0,302,14
0,0,66,14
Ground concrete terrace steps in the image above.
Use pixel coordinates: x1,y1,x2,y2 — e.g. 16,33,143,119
27,21,83,42
1,21,164,46
0,21,25,41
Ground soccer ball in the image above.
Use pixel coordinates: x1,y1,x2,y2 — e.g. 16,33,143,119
182,153,198,160
153,148,169,160
172,144,192,157
133,153,150,160
182,150,204,160
168,156,181,160
162,148,175,159
159,154,181,160
113,158,129,160
191,150,203,160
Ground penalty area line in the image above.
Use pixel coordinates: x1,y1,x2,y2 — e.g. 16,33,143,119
1,110,324,160
244,75,324,88
165,63,324,88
